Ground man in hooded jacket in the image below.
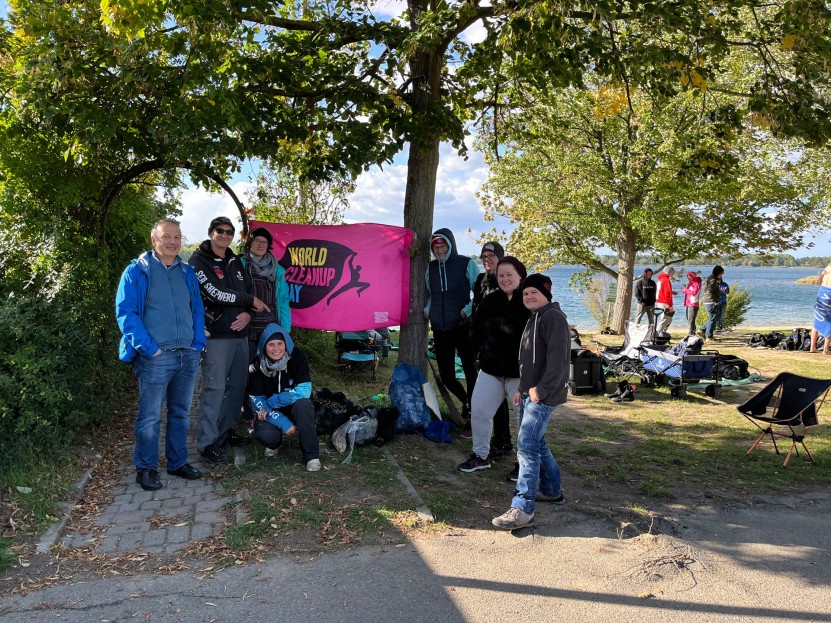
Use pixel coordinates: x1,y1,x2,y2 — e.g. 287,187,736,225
634,268,656,326
424,228,479,423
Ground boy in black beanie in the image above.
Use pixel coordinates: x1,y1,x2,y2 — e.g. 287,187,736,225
492,274,569,530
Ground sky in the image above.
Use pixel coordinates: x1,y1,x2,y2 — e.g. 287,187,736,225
177,143,831,259
177,142,499,257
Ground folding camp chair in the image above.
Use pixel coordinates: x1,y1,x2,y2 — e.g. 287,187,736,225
736,372,831,466
336,331,379,381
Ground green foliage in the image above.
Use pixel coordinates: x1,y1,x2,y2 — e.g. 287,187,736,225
696,284,753,331
479,82,830,331
0,127,170,472
0,538,15,572
247,162,354,226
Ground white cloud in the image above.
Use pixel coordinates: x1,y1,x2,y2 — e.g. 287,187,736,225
176,181,253,244
175,141,514,257
368,0,407,19
343,142,492,256
460,21,488,45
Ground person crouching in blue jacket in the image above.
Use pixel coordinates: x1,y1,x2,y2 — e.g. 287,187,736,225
246,323,321,472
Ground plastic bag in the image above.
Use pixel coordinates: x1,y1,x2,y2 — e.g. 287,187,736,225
389,363,431,433
423,419,451,444
333,413,378,464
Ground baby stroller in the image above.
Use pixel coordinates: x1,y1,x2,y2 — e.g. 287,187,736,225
640,335,722,399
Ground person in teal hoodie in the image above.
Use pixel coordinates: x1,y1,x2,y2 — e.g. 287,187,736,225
246,323,320,471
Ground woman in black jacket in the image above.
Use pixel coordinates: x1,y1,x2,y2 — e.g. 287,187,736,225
458,257,529,473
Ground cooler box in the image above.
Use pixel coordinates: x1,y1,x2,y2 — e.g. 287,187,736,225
570,353,604,395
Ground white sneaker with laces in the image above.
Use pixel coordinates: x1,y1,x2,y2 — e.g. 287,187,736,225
306,458,322,472
492,507,534,530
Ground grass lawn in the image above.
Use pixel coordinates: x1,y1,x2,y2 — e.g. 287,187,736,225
223,327,831,551
3,326,830,569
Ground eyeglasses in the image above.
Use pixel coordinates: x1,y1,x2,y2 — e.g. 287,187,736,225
251,238,268,245
214,228,234,236
481,253,497,261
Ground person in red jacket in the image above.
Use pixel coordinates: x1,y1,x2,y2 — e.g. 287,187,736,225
654,267,677,333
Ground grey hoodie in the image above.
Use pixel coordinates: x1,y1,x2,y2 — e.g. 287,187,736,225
517,302,571,406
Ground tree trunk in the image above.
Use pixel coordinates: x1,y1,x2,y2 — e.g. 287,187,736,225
398,10,443,373
611,229,638,333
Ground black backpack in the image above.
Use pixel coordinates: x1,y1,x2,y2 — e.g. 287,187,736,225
717,354,750,380
781,328,810,351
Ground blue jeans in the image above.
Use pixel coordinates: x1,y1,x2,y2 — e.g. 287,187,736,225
133,349,200,471
511,397,561,515
717,302,727,330
703,303,719,338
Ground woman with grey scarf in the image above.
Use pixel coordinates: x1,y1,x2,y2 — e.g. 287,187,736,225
246,323,320,471
241,227,292,360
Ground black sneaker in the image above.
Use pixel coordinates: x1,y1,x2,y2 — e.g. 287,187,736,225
224,430,251,447
506,462,519,482
488,445,505,461
200,444,231,464
460,420,472,439
136,468,162,491
537,489,566,505
167,463,202,480
458,453,491,473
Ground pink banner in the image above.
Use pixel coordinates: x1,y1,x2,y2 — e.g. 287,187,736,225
249,221,413,331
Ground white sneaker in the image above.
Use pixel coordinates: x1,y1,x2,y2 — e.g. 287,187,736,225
492,507,534,530
306,459,322,472
264,447,279,458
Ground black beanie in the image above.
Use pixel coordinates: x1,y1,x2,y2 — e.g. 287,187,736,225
209,215,234,234
497,256,528,281
265,332,285,345
521,273,553,301
480,241,505,260
246,227,273,252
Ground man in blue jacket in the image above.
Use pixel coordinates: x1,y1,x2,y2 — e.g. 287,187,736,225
116,219,206,491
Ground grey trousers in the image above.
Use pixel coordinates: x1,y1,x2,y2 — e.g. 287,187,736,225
471,371,520,460
635,304,654,326
655,303,674,333
197,336,249,451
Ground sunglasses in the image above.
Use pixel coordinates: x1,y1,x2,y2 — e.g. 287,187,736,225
214,228,235,236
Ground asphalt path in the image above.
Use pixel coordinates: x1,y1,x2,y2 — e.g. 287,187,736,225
3,492,830,623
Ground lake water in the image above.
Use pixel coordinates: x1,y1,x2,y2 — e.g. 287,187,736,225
543,265,822,331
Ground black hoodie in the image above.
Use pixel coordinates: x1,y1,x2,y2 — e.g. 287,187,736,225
189,240,255,337
635,270,657,306
472,289,530,378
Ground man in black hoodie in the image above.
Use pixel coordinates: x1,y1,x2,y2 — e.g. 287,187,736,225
634,268,656,326
189,217,269,463
424,228,479,426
